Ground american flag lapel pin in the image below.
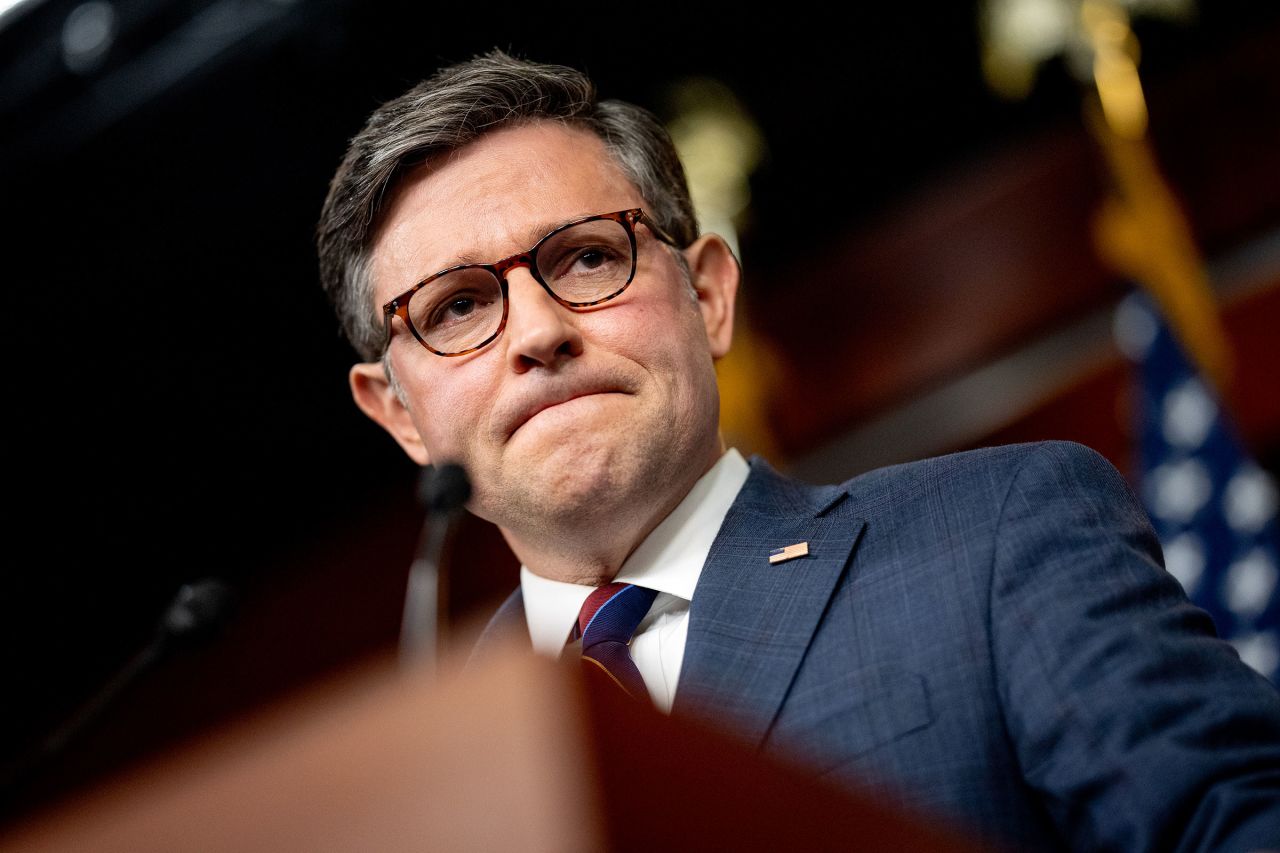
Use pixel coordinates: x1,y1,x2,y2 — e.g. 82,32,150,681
768,541,810,565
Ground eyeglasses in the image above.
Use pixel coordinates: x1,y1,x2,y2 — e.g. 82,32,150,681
381,208,679,357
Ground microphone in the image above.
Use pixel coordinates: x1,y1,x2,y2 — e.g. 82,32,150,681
160,578,235,643
1,578,234,805
400,463,471,671
418,462,472,514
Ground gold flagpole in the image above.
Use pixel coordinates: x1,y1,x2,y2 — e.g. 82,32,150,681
1080,0,1233,392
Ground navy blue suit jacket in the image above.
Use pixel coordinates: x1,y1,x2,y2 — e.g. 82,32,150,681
475,441,1280,851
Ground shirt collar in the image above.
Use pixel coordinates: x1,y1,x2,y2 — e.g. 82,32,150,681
520,448,750,656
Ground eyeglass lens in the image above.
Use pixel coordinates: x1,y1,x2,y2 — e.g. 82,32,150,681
406,217,635,354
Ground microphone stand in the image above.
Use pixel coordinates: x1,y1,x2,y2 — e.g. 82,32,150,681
0,579,233,810
399,463,471,675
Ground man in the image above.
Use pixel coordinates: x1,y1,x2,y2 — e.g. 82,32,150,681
318,52,1280,850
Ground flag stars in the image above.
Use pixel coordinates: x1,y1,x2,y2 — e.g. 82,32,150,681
1120,290,1278,682
1223,466,1279,535
1224,548,1279,619
1163,531,1207,595
1147,458,1213,523
1161,378,1216,450
1113,293,1158,361
1231,631,1279,681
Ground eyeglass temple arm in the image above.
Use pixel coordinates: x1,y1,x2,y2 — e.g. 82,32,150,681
379,304,397,358
638,210,683,248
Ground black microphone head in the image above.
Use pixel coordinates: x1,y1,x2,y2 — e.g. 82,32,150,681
160,578,234,642
418,462,471,512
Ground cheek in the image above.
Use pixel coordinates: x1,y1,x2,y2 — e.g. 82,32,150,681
399,360,491,457
596,299,719,423
594,290,708,360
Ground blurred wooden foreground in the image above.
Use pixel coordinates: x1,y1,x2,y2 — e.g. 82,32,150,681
2,640,988,852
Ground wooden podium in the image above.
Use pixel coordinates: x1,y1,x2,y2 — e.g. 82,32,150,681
3,641,986,851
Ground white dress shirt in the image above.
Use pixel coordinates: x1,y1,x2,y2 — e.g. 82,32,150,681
520,449,750,712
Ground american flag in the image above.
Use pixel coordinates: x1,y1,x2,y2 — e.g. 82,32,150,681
1115,292,1280,681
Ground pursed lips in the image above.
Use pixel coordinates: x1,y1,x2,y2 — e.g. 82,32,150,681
504,386,627,438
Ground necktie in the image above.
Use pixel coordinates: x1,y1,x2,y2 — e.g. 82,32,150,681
572,582,658,701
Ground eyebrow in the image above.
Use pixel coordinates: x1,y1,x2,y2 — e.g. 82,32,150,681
424,215,590,275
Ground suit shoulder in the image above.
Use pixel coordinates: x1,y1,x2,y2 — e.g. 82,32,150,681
746,442,1127,519
839,440,1118,485
833,441,1126,513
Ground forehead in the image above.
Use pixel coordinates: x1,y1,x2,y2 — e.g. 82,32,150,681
369,122,645,303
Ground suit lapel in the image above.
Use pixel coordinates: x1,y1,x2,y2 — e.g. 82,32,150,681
672,459,866,747
466,587,528,669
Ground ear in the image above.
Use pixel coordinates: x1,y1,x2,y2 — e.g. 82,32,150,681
349,361,431,465
684,234,740,359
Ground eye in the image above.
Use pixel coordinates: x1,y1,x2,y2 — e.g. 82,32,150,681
572,247,609,271
555,244,625,280
429,291,492,328
537,219,633,294
445,297,476,318
409,275,500,331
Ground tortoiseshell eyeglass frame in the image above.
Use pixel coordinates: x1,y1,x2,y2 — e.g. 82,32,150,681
380,208,681,357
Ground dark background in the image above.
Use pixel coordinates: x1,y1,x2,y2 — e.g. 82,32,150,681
2,0,1277,818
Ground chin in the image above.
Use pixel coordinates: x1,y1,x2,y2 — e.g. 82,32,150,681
507,434,655,527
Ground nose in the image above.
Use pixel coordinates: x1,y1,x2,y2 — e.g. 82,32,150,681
502,267,584,372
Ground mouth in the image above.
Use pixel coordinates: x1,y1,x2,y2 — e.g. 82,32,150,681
505,387,627,439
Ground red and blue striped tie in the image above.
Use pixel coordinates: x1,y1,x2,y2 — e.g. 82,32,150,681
572,582,658,701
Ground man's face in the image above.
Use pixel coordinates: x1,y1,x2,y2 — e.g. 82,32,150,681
351,122,737,548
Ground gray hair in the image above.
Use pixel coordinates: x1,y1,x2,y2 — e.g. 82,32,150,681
316,50,699,362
